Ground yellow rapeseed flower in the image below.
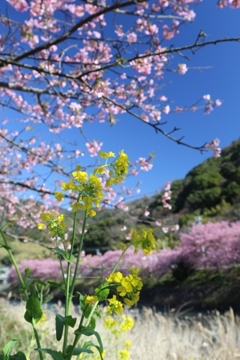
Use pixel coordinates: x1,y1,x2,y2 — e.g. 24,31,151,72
37,223,45,230
117,349,130,360
131,228,156,255
99,151,115,158
88,209,96,217
125,341,132,349
72,170,88,183
107,295,123,315
85,295,98,306
54,191,64,201
104,316,117,329
57,214,65,223
120,315,134,332
107,272,123,283
40,212,51,221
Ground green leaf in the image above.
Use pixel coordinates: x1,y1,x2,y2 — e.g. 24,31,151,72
32,278,46,287
81,341,96,349
55,314,77,341
90,316,96,330
0,244,12,251
94,284,109,301
55,314,64,341
94,346,104,360
0,352,26,360
3,339,18,360
66,346,93,356
47,281,65,292
11,352,26,360
54,247,75,262
24,296,43,324
36,349,64,360
74,327,103,353
23,278,33,290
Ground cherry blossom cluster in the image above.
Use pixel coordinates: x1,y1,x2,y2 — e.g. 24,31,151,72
0,0,237,225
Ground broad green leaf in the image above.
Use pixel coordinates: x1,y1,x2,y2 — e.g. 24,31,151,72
55,314,77,341
54,247,75,262
55,314,64,341
24,296,43,324
10,352,26,360
94,284,109,301
36,349,64,360
3,339,18,360
0,352,26,360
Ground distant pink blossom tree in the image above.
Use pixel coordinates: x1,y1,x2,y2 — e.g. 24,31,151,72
179,221,240,269
8,221,240,284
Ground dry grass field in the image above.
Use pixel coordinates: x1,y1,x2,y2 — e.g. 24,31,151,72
1,298,240,360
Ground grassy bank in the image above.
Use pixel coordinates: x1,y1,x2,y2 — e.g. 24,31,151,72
1,298,240,359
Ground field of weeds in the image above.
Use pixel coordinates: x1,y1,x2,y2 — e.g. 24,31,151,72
1,298,240,360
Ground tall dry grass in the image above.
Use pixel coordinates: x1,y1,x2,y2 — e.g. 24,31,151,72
1,298,240,359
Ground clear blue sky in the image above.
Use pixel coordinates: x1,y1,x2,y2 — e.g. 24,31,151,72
2,1,240,202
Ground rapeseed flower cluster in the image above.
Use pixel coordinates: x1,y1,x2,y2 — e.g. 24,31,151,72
54,150,129,217
104,314,134,334
107,269,143,308
107,295,124,315
103,314,133,359
131,227,156,255
37,212,66,237
119,315,134,332
105,150,129,186
61,171,104,217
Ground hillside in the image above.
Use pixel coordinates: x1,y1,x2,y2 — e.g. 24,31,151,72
81,138,240,250
0,138,240,265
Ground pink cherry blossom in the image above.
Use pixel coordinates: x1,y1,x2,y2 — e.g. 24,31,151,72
203,94,211,101
144,210,150,217
127,32,137,43
85,140,103,157
215,99,222,106
136,157,153,171
178,64,188,75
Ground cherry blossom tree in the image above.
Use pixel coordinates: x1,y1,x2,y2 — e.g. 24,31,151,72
0,0,239,228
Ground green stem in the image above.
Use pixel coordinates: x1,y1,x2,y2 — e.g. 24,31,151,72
63,211,89,360
69,211,88,299
0,229,44,360
62,260,72,355
110,245,131,275
62,204,86,356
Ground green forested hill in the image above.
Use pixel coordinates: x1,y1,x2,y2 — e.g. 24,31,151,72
80,138,240,249
174,140,240,210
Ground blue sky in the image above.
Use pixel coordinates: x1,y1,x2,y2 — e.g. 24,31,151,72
75,2,240,198
1,1,240,202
